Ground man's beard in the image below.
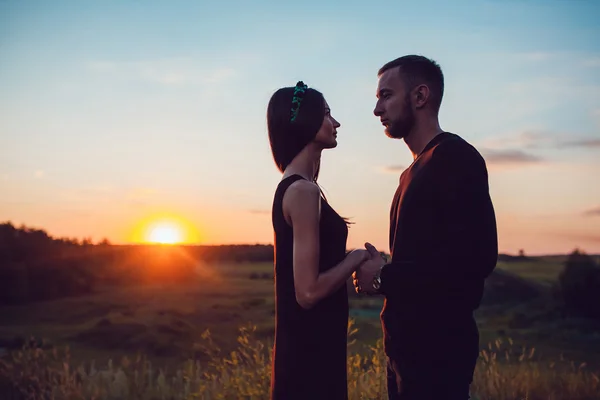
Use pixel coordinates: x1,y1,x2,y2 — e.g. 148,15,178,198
385,97,415,140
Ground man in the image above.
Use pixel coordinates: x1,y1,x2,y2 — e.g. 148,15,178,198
353,55,498,399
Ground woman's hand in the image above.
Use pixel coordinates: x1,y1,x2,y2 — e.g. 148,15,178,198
345,249,370,270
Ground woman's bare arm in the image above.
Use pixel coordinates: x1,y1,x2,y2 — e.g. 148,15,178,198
283,180,367,310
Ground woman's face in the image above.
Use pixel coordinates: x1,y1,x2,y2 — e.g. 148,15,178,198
313,100,341,149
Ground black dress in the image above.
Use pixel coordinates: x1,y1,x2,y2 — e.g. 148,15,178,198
270,174,350,400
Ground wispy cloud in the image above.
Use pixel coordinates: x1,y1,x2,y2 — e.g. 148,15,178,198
500,75,600,117
592,109,600,127
248,209,269,215
202,68,236,84
376,165,406,174
125,187,158,207
477,129,599,168
60,186,115,203
583,206,600,217
60,186,158,208
504,77,582,100
509,51,600,68
558,233,600,245
87,58,238,86
87,61,117,72
520,52,557,62
479,131,551,150
480,130,600,151
480,149,544,165
583,57,600,68
563,139,600,148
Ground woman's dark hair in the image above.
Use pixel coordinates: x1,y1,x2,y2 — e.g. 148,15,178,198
266,82,353,226
267,82,326,175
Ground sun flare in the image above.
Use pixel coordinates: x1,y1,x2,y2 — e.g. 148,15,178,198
147,223,182,244
129,214,203,245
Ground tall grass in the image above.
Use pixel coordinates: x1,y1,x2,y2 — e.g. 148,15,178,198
0,322,598,400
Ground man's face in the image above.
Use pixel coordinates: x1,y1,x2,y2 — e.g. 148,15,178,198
373,68,415,140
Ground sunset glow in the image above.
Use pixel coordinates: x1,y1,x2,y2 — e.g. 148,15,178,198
147,223,182,244
129,214,203,245
0,2,598,255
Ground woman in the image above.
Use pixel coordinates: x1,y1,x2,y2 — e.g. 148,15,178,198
267,81,369,400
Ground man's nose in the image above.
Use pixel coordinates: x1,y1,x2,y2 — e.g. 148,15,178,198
373,105,383,117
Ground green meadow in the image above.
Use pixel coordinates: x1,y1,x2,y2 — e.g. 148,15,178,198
1,252,599,399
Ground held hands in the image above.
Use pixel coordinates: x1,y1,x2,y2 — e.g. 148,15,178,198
352,242,386,295
346,248,370,267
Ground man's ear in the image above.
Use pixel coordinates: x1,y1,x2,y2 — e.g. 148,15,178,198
414,84,430,109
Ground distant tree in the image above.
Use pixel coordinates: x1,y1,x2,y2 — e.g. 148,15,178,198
0,221,100,304
518,249,525,258
0,221,283,304
558,248,600,320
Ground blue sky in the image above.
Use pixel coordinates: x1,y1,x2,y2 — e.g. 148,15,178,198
1,0,599,254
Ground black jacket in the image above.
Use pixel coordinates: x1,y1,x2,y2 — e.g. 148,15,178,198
379,132,498,367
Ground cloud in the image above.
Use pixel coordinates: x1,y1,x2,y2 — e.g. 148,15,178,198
125,187,158,207
59,186,158,207
593,109,600,129
507,51,600,68
505,77,565,97
583,206,600,217
480,130,600,151
558,233,600,245
498,77,600,118
480,149,544,165
87,61,117,72
472,129,598,169
376,165,406,174
248,209,269,215
479,131,552,150
583,57,600,68
60,186,115,203
202,68,236,84
520,52,557,62
87,58,238,86
563,139,600,148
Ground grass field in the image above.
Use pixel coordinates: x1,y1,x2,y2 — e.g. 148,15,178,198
480,259,600,366
496,259,565,286
0,262,280,368
0,257,599,398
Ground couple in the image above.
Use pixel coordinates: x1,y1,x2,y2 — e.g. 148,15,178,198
267,55,498,400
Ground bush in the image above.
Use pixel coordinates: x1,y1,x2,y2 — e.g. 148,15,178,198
558,249,600,320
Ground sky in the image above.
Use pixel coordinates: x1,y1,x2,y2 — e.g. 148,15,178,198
1,0,599,255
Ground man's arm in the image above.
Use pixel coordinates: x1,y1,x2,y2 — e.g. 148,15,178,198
378,141,498,301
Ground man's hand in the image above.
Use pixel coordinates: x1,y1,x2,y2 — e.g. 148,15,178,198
352,242,386,295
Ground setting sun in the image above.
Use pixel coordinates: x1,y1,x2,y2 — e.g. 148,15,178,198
147,223,182,244
128,214,203,245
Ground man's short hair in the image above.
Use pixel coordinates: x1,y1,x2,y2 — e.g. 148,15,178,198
378,55,444,112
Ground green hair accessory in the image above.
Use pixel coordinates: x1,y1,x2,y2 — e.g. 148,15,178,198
290,81,308,122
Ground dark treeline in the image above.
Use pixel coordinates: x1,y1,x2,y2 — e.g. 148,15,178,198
0,222,274,305
2,221,599,322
